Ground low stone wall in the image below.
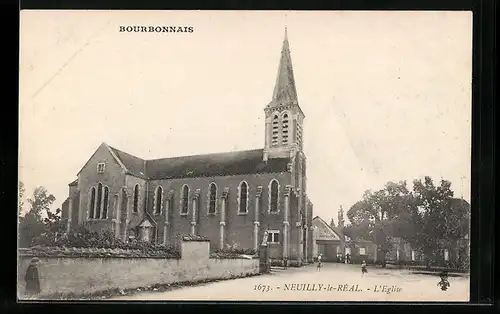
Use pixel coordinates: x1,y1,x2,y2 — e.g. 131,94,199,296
18,240,259,299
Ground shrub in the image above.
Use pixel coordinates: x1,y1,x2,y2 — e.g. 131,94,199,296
30,226,180,258
213,248,257,255
210,247,257,259
270,260,283,266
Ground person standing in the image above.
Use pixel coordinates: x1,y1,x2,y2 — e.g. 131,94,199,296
361,260,368,277
24,258,41,297
317,254,322,272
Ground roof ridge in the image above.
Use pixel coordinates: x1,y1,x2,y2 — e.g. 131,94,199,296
108,145,146,161
146,148,265,162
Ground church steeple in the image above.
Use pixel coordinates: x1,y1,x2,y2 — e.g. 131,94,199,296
263,29,305,161
269,27,298,107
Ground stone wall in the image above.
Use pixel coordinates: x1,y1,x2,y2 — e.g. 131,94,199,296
17,240,258,299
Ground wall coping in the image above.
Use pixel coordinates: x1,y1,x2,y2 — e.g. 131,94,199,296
181,235,210,242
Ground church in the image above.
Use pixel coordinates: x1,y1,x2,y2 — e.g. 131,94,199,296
61,30,315,265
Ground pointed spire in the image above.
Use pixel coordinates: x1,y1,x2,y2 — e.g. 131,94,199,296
284,26,289,49
269,28,298,107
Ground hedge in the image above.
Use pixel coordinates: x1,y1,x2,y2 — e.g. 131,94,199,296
210,248,257,259
19,245,180,259
28,226,180,258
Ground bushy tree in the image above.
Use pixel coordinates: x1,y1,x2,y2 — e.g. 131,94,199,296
410,177,469,266
347,181,413,262
346,176,470,269
18,186,56,247
27,186,56,220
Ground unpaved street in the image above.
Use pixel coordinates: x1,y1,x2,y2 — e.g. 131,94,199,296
110,263,469,302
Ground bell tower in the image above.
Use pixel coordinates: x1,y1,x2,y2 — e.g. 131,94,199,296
263,28,305,161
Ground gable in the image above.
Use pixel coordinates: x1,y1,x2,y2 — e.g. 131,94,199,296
77,143,127,176
313,217,341,240
138,219,153,228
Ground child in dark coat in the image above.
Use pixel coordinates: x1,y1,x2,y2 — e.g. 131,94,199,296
24,258,41,297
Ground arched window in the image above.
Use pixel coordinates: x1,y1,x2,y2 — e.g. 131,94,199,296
238,181,248,213
89,187,96,219
270,180,279,213
155,186,163,215
133,184,140,213
282,113,289,145
122,190,129,218
181,185,189,214
102,186,109,219
95,183,103,219
208,183,217,214
272,114,279,146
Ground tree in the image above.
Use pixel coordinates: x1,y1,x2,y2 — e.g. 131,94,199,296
346,176,469,269
347,181,414,265
337,206,345,227
44,207,65,234
330,218,336,228
410,177,468,266
18,186,56,248
18,181,25,216
27,186,56,219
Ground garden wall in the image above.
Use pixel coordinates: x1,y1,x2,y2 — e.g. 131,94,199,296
18,240,259,299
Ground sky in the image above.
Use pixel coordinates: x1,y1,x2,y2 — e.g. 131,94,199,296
19,10,472,223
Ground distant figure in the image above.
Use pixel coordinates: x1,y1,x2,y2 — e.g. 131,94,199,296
317,254,322,271
283,257,288,269
24,258,41,297
437,271,450,291
361,260,368,277
345,253,351,264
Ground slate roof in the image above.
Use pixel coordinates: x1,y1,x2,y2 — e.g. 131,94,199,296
331,226,345,238
107,145,289,180
108,146,148,179
146,149,289,180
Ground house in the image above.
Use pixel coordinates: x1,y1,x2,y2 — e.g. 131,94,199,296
311,216,344,261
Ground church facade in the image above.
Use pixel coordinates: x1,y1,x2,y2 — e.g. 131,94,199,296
61,30,315,264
